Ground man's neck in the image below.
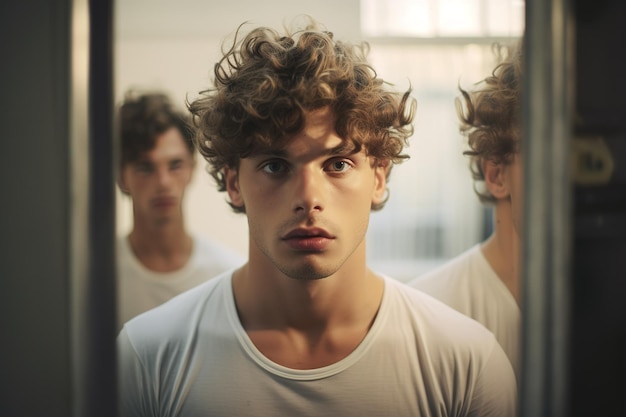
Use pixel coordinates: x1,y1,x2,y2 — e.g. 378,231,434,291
128,218,193,273
480,203,521,306
232,243,384,368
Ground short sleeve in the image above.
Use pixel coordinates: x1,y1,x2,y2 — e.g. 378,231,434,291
468,341,518,417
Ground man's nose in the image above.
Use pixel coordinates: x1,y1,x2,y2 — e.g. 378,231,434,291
156,167,172,187
292,167,324,214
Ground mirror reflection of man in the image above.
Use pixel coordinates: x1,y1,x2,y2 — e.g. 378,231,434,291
116,92,243,330
409,43,523,375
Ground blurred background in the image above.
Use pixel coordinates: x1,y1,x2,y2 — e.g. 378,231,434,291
114,0,524,281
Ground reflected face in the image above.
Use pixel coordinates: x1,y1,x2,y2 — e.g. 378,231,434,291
225,108,388,280
120,127,194,225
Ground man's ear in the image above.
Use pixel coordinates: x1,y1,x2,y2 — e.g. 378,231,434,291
372,160,390,206
224,166,244,208
483,160,510,199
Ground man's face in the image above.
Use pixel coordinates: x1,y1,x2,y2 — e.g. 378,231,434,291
225,107,388,280
120,127,194,226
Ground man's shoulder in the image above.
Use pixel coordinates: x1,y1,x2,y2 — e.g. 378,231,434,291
121,270,231,344
385,277,489,331
385,276,497,351
383,277,514,403
406,245,482,290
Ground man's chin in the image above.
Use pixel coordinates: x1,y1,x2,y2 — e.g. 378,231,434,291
153,215,176,226
278,262,337,281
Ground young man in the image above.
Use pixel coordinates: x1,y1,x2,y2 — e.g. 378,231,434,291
409,43,523,374
116,92,243,330
117,19,516,416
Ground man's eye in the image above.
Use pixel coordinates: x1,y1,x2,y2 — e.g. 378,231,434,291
136,163,153,173
170,160,183,170
262,161,286,174
328,160,351,173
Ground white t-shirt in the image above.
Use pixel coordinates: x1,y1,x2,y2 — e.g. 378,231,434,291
116,234,244,330
118,270,517,417
408,245,521,374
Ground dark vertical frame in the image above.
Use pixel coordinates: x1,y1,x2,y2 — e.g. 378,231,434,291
71,0,117,416
86,0,117,414
569,0,626,415
0,1,73,415
520,0,574,416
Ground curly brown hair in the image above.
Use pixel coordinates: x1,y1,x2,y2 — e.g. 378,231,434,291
119,91,195,169
457,42,523,204
188,16,415,212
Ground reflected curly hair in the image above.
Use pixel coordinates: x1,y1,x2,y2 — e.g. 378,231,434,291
188,16,415,212
457,42,523,204
119,91,194,169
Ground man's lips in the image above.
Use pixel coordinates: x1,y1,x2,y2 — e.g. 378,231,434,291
282,228,334,251
151,197,176,208
283,228,333,239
